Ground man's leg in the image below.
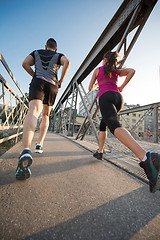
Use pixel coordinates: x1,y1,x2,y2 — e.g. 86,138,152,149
16,99,42,180
36,104,51,147
22,99,43,149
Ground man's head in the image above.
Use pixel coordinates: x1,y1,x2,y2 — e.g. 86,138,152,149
45,38,57,51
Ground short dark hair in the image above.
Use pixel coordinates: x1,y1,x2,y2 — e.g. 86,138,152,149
46,38,57,50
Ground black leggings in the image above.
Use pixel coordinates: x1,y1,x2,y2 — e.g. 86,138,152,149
99,91,123,135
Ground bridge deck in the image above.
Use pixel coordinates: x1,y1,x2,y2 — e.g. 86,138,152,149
1,132,160,240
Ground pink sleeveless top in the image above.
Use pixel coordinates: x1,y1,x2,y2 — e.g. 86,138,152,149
97,66,120,98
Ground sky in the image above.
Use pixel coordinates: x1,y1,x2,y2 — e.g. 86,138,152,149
0,0,160,109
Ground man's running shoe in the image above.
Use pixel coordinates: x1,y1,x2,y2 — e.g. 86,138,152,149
93,150,103,160
35,144,43,153
139,152,160,193
16,167,31,180
16,149,32,180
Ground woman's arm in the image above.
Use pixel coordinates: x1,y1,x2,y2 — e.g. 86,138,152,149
88,68,99,92
118,68,135,92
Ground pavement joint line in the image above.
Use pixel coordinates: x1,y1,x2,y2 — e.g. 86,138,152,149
58,133,149,186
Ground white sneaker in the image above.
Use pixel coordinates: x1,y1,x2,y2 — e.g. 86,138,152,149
35,144,43,153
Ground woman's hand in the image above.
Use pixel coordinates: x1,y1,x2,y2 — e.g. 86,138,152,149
92,82,98,91
118,86,123,92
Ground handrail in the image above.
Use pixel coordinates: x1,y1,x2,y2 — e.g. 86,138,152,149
0,54,29,146
119,102,160,115
0,52,28,102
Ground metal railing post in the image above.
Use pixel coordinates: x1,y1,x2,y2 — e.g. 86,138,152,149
153,106,158,143
67,84,75,136
75,82,99,144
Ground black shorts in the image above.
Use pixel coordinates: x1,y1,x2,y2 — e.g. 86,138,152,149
99,91,123,134
29,78,58,106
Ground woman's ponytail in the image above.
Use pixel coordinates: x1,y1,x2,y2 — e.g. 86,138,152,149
103,51,118,75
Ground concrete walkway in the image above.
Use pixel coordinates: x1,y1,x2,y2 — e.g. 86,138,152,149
0,132,160,240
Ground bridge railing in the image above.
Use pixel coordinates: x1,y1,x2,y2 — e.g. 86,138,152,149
0,53,29,145
119,102,160,143
50,0,159,149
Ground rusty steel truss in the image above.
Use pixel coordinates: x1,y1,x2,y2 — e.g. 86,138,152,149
50,0,159,149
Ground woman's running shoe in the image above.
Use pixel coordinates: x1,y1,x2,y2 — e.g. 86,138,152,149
139,152,160,193
93,150,103,160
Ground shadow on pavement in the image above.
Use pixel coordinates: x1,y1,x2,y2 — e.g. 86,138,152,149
23,187,160,240
0,156,97,186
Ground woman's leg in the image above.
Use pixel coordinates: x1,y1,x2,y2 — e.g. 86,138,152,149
99,92,146,161
97,119,107,153
114,127,146,161
98,131,107,153
98,92,160,193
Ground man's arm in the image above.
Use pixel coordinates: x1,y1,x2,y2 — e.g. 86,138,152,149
58,56,70,88
22,55,35,77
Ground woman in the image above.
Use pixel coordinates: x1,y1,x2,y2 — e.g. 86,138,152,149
88,51,160,193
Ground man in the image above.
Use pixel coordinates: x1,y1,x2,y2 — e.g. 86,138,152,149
16,38,70,180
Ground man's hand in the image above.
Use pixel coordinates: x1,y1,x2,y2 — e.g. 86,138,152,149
58,56,70,88
58,79,62,88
